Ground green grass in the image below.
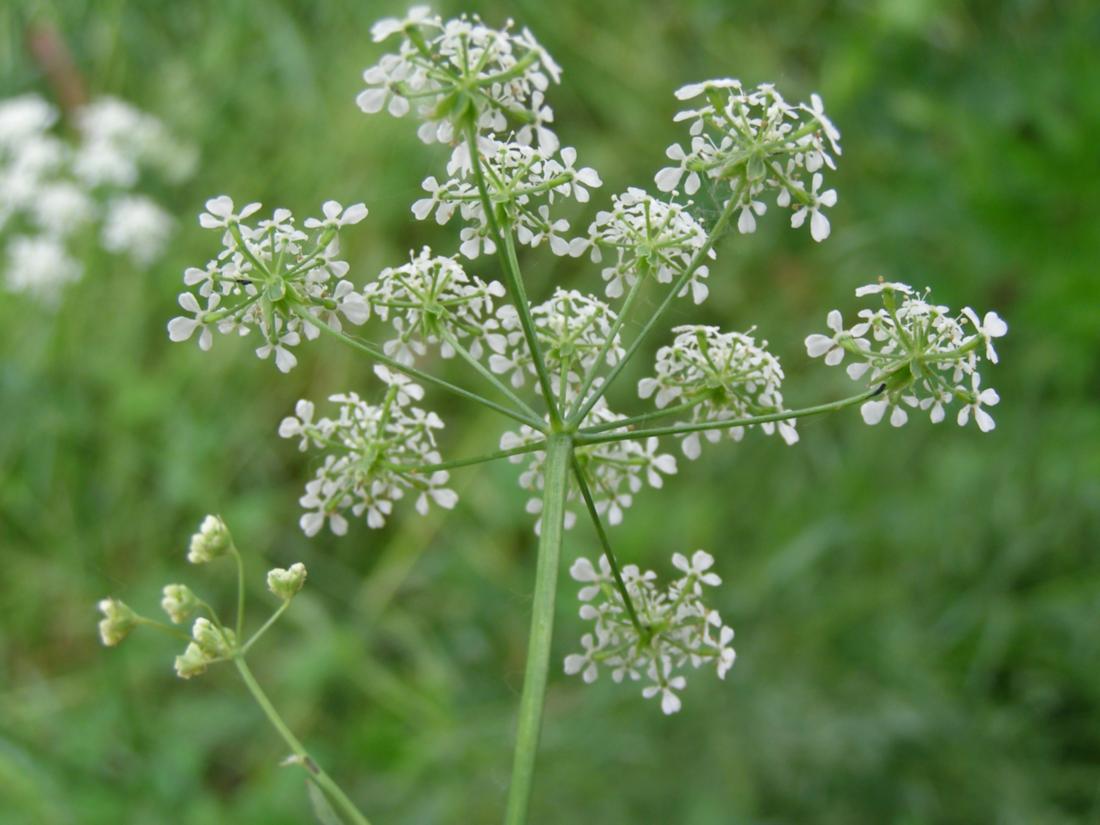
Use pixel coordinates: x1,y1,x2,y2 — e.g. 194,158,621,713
2,0,1099,822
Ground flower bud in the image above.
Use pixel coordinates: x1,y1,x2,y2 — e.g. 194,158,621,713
266,562,307,601
97,598,138,646
174,642,209,679
187,515,232,564
191,617,236,658
161,584,199,624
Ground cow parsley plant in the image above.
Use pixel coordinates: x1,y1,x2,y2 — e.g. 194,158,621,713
100,7,1007,824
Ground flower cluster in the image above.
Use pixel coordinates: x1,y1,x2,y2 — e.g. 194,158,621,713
655,80,841,241
501,400,678,531
364,246,507,363
279,367,457,534
639,325,798,458
413,138,600,259
98,514,309,681
489,287,623,399
0,94,191,302
582,187,714,303
564,551,735,714
168,197,369,372
805,281,1007,430
359,8,562,150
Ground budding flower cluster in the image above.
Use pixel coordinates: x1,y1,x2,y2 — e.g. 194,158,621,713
805,281,1007,430
359,9,562,150
639,325,798,458
0,94,190,303
187,515,233,564
267,563,308,600
564,551,735,714
656,80,841,241
97,598,137,646
168,197,369,372
175,618,238,679
279,367,457,534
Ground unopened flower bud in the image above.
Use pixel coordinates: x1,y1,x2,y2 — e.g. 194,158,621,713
187,515,232,564
174,642,209,679
161,584,199,624
97,598,138,646
191,617,236,658
266,563,308,600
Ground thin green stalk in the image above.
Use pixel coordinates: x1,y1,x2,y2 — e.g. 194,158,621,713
575,385,885,446
570,459,647,640
241,601,290,655
234,657,372,825
292,305,546,431
441,329,542,422
463,124,561,427
504,434,572,825
580,399,704,435
568,194,741,427
382,439,547,475
230,543,246,638
566,268,648,421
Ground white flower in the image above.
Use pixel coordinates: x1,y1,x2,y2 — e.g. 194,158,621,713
564,552,735,714
304,200,369,229
282,374,456,534
4,235,82,304
101,195,173,265
198,195,261,228
814,281,1006,433
789,172,837,242
640,325,798,458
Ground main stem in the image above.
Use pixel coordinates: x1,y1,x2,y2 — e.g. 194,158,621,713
234,657,372,825
504,433,572,825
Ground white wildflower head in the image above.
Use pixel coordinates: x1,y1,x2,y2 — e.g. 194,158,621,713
0,93,191,304
639,325,798,459
412,137,599,260
266,563,308,601
489,288,623,400
364,246,506,364
655,80,841,241
168,198,369,372
583,187,714,303
280,367,457,535
97,598,138,646
805,280,1007,431
359,9,562,151
564,551,735,714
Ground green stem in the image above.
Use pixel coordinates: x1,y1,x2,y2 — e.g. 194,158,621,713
230,543,245,638
566,268,648,421
575,385,885,446
441,329,542,422
580,399,704,435
382,440,546,475
570,459,647,641
567,194,741,427
464,124,562,427
241,601,290,655
504,434,572,825
292,306,546,431
234,657,372,825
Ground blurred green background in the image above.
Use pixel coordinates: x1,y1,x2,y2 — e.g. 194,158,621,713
2,0,1099,822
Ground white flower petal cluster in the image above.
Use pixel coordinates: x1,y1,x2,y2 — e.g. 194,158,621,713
655,80,841,242
489,288,623,398
168,197,370,372
564,551,735,714
364,246,507,364
582,187,714,304
501,400,677,533
0,94,190,303
279,366,457,535
806,281,1007,431
640,325,798,458
175,617,238,680
413,138,600,260
359,8,562,151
